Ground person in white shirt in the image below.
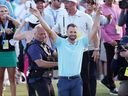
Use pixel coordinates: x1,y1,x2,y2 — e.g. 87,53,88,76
44,0,67,25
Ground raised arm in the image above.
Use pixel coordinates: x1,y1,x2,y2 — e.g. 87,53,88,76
90,7,101,42
13,20,26,40
6,14,20,27
29,8,58,42
35,59,57,68
90,7,101,62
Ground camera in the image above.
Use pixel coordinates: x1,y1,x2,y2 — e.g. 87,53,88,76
117,44,126,53
119,0,128,9
117,35,128,53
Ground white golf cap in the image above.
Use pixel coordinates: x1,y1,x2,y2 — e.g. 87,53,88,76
67,0,78,3
25,15,39,24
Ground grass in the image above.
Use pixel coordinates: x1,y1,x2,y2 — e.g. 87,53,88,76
3,80,119,96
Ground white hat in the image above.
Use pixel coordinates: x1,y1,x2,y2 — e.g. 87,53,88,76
25,15,39,24
67,0,77,3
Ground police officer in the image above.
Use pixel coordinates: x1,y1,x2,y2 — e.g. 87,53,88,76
26,24,57,96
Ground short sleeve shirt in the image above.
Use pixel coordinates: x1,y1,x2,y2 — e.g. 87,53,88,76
54,36,88,76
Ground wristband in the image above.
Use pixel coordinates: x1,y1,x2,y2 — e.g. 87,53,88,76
94,48,100,51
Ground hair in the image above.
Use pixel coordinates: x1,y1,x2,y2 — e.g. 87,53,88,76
34,0,45,3
29,22,38,28
0,5,9,25
67,23,77,30
34,24,42,29
34,24,46,33
0,5,9,10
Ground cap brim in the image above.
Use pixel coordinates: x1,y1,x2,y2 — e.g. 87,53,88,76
25,15,39,24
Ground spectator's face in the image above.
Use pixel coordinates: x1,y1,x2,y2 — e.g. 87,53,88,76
0,6,9,20
64,1,76,12
63,0,69,10
105,0,114,6
35,26,48,42
67,26,77,41
85,3,94,14
36,1,45,12
52,0,61,9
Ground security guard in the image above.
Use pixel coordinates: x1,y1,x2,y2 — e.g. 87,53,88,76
26,24,57,96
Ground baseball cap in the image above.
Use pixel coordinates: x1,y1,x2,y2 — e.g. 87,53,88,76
25,14,39,24
67,0,78,3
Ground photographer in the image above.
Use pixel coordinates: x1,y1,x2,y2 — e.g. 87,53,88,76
111,36,128,96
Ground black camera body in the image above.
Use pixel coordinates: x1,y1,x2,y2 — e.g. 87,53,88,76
119,0,128,9
117,35,128,53
117,44,126,53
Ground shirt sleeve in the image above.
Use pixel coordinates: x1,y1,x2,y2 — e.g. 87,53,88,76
27,44,42,61
54,36,63,47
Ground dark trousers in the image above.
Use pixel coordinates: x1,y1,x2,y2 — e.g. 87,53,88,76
81,50,97,96
104,42,116,90
27,77,50,96
17,40,24,72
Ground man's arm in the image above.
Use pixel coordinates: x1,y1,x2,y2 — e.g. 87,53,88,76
28,44,58,68
29,8,58,42
13,20,26,40
120,50,128,58
6,14,20,27
90,8,101,62
35,59,57,68
90,7,101,42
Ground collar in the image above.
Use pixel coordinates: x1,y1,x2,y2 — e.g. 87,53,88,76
66,38,78,45
32,39,48,47
32,39,42,44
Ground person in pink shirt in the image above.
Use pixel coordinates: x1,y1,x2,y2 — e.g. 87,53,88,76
100,0,123,95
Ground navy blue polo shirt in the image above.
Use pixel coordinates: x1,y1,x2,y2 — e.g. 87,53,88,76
27,39,53,62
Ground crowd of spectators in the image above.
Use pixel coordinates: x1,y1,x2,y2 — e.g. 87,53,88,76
0,0,128,96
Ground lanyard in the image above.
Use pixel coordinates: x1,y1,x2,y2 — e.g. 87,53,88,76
51,9,58,25
63,16,65,35
40,43,51,56
0,20,9,40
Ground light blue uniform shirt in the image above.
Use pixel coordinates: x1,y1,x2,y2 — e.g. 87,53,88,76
54,36,88,76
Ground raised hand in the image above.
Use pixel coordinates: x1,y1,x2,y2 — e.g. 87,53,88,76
29,8,41,19
5,28,13,34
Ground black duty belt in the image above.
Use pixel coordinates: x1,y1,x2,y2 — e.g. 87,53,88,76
59,75,80,80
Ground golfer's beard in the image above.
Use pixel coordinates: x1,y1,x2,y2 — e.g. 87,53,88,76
69,35,76,41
